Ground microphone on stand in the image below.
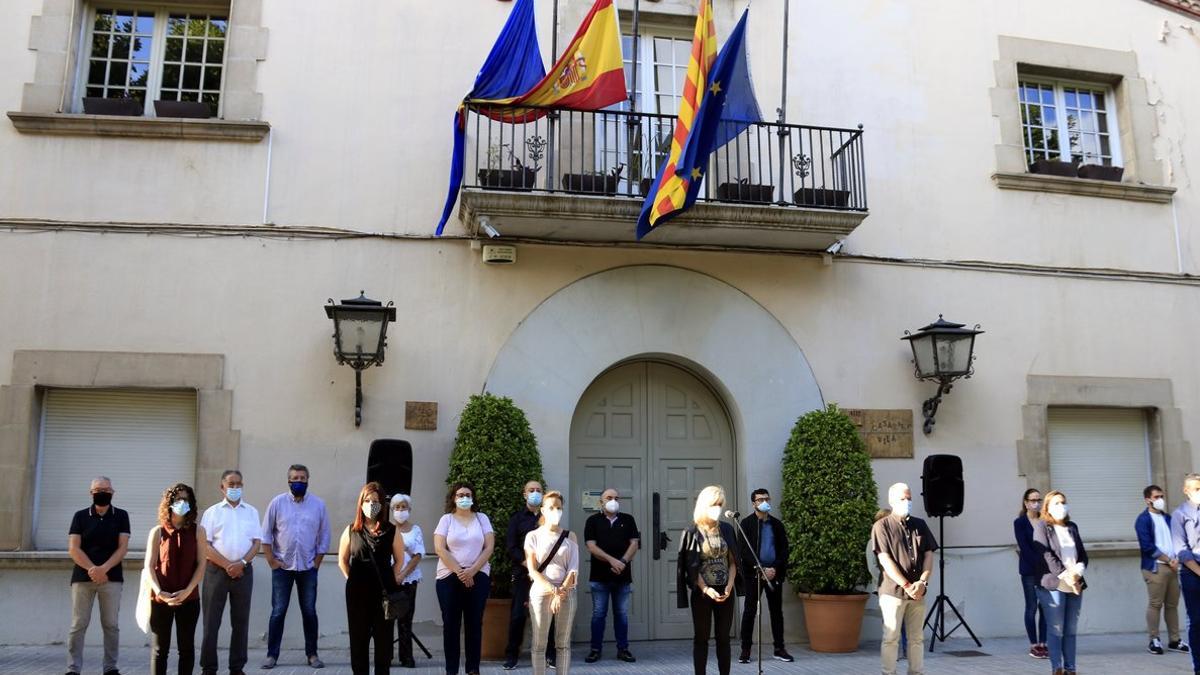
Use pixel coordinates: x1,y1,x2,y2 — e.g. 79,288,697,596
724,510,741,520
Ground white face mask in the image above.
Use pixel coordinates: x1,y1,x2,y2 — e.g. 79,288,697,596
706,505,724,522
1152,498,1166,512
393,508,410,524
604,499,620,514
1048,502,1069,521
892,499,911,517
362,502,382,520
543,508,563,526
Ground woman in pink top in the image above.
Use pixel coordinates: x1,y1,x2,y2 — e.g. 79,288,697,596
433,482,495,675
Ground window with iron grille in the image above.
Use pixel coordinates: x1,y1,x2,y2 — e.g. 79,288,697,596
1018,78,1122,168
77,5,229,117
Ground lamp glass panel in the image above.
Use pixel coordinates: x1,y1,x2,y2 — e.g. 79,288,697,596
934,334,974,375
910,335,937,378
334,310,386,359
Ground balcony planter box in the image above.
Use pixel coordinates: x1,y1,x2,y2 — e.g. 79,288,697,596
794,188,850,208
82,97,143,116
1028,159,1078,177
716,181,774,203
561,170,621,196
153,100,211,119
1077,164,1124,182
640,177,655,197
477,167,539,190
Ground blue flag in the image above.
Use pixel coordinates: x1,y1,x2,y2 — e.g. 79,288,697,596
636,8,761,239
435,0,545,236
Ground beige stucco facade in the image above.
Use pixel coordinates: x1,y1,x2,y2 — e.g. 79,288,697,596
1,0,1199,650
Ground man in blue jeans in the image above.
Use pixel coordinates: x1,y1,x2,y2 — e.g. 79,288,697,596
260,464,331,670
583,488,640,663
1170,472,1200,675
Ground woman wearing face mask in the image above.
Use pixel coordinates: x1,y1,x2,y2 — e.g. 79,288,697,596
144,483,208,675
1014,489,1049,659
524,490,579,675
1032,490,1088,675
676,485,739,675
433,482,495,675
389,493,424,668
337,482,406,675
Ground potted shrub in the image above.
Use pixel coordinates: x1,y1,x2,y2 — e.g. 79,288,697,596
561,163,624,195
1028,158,1078,177
782,403,879,653
82,95,143,116
478,144,540,190
717,178,775,204
446,393,544,660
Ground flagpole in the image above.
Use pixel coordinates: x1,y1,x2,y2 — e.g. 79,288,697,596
776,0,790,203
546,0,560,191
628,0,640,196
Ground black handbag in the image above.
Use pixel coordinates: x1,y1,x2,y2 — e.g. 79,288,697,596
363,529,410,621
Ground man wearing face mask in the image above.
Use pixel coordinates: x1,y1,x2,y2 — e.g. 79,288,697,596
1136,484,1185,656
583,488,640,664
1169,473,1200,675
260,464,331,669
199,469,261,675
66,476,130,675
504,480,556,670
871,482,937,675
737,489,793,664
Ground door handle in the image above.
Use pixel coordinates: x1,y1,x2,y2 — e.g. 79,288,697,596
652,492,662,560
658,531,671,551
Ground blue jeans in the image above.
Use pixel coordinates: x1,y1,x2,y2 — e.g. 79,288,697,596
589,581,632,651
436,572,490,675
267,568,320,658
1180,568,1200,670
1021,574,1047,645
1036,587,1082,671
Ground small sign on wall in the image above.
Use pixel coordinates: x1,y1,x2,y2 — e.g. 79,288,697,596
405,401,438,431
845,409,914,458
581,490,605,511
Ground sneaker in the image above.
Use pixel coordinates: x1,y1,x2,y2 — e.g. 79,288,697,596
617,649,636,663
1035,644,1049,659
1150,637,1165,654
502,660,518,671
584,650,601,663
738,648,751,664
547,659,557,670
773,649,794,662
102,671,122,675
261,656,277,670
1171,640,1192,653
307,655,324,669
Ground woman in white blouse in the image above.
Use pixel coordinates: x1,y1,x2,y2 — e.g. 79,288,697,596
389,493,424,669
433,482,495,675
524,490,579,675
1032,490,1088,675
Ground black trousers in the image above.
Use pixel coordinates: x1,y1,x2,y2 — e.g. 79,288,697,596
690,588,734,675
740,573,785,650
394,581,419,664
149,599,200,675
505,574,556,663
199,564,253,673
346,579,394,675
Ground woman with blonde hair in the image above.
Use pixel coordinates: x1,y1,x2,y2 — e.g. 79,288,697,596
676,485,739,675
524,490,578,674
389,493,424,669
1032,490,1088,675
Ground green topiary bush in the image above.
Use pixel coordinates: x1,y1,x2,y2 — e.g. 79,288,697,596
782,403,879,595
446,392,544,599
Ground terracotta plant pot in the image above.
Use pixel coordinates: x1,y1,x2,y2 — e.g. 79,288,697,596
1077,164,1124,182
800,592,869,653
480,597,511,660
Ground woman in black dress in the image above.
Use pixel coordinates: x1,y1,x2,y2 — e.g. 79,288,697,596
338,482,406,675
676,485,739,675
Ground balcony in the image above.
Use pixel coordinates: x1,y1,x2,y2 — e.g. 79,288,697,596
457,103,868,251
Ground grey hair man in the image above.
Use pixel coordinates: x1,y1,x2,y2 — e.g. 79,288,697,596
66,476,130,675
871,482,938,675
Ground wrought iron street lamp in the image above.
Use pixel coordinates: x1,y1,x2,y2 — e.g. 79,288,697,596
325,291,396,427
901,315,983,434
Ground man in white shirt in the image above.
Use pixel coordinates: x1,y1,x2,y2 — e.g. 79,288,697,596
199,470,261,675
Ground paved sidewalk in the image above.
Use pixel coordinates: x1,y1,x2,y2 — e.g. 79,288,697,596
3,633,1195,674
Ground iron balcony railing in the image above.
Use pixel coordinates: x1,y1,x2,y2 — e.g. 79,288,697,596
462,102,867,212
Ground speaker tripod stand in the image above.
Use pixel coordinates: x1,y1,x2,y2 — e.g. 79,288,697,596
922,515,980,651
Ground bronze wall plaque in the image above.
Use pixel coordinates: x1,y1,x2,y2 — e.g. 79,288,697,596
845,408,914,458
405,401,438,431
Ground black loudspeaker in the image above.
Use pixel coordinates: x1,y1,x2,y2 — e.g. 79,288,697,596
366,439,413,499
921,454,964,517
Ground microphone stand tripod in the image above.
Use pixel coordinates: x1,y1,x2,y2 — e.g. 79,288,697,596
730,511,774,675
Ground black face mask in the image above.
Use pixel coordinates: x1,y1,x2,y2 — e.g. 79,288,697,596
92,492,113,507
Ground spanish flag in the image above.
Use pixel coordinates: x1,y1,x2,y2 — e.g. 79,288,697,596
636,0,717,239
477,0,627,122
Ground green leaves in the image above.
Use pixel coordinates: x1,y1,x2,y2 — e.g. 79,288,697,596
781,403,878,595
446,393,543,599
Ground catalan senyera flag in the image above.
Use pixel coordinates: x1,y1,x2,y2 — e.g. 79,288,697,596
479,0,626,122
636,0,717,240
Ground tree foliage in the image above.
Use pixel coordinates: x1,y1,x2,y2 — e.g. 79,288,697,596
446,393,543,599
782,404,878,594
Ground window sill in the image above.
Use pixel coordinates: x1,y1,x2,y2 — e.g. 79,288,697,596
0,550,144,570
993,171,1175,204
1083,541,1140,558
6,112,270,142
